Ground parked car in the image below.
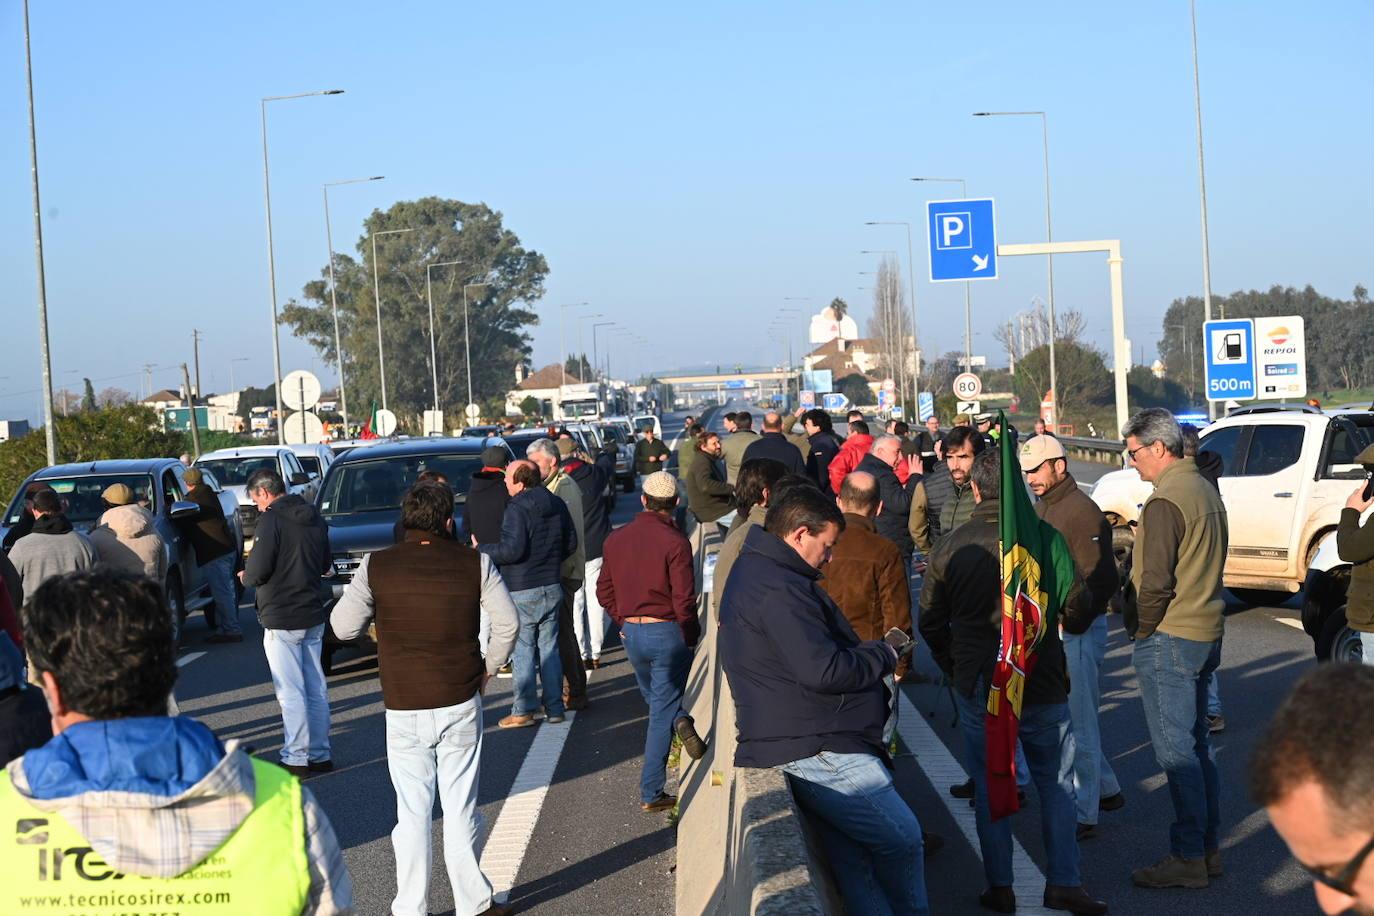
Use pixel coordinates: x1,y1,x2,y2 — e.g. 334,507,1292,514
317,436,515,671
633,413,662,439
289,443,337,481
1091,405,1374,659
598,419,637,493
194,446,319,554
0,459,244,638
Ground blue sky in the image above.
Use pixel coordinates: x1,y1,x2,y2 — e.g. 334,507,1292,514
2,2,1370,420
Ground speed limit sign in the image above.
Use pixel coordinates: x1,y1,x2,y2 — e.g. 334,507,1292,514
952,372,982,400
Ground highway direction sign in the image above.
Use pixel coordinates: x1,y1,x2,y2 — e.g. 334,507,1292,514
918,392,935,422
957,400,981,415
927,198,998,282
1204,318,1256,402
1254,315,1307,400
952,372,983,400
822,392,849,411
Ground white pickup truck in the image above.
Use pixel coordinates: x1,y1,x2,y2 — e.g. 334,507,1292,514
1090,405,1374,659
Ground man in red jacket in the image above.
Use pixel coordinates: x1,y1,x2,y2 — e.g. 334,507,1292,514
597,471,706,812
828,419,873,493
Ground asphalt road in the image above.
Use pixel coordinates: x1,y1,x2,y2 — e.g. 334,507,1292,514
176,404,1320,915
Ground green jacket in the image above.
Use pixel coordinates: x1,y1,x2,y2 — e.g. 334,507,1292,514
711,504,767,610
634,437,671,475
1339,507,1374,632
547,468,586,582
721,430,760,484
685,451,735,523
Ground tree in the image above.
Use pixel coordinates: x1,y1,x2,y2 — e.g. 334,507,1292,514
236,385,277,420
994,303,1089,371
1011,340,1112,428
836,373,875,406
564,353,590,381
1127,366,1191,410
280,198,548,431
519,395,541,417
828,297,849,322
863,257,914,400
81,379,97,412
97,387,134,408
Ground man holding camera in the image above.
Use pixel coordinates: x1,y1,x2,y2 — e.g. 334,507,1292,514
1338,443,1374,663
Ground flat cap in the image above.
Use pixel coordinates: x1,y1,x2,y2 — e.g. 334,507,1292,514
642,471,678,499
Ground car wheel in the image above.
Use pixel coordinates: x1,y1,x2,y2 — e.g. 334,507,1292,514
165,573,186,645
1317,605,1362,662
1229,588,1291,608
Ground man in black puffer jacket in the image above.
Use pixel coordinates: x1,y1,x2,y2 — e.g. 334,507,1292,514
463,446,512,546
566,440,616,668
240,469,334,776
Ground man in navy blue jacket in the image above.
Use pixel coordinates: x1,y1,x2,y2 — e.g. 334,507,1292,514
719,485,928,915
480,460,577,728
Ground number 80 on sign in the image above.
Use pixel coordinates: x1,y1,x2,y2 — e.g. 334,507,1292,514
952,372,982,400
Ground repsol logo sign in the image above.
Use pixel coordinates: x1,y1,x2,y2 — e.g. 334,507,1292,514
16,818,125,881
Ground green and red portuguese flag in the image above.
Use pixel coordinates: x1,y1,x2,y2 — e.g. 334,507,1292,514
986,411,1077,820
359,401,381,440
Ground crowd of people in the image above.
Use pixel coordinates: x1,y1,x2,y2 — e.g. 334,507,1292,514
3,404,1374,915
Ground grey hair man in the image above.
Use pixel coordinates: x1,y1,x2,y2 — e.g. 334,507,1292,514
526,437,589,710
1121,407,1230,889
854,434,921,559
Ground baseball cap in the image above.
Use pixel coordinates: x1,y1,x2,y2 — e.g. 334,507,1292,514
1018,434,1067,472
102,483,135,506
481,446,510,468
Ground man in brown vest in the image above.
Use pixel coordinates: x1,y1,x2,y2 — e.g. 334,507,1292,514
332,481,519,916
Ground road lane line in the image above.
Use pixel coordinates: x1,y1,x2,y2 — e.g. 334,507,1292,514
176,651,206,668
1273,616,1305,631
896,692,1052,915
478,678,589,903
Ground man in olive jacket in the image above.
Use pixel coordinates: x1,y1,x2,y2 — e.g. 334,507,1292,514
1337,442,1374,661
685,430,736,525
1019,435,1123,835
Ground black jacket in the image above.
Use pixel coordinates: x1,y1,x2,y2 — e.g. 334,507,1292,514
567,459,611,560
462,470,510,546
742,432,805,476
242,494,332,631
855,453,919,556
919,499,1077,705
806,431,844,497
480,485,577,591
182,483,235,566
719,525,894,768
0,686,50,768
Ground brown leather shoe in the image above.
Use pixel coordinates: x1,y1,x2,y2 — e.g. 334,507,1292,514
499,714,536,729
565,695,589,712
1044,884,1108,915
641,792,676,812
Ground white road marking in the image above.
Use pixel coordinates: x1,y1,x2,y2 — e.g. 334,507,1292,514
1273,616,1305,631
176,651,206,668
478,675,590,903
896,692,1052,914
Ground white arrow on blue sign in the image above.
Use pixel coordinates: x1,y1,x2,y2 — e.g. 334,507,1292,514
1203,318,1256,402
927,198,998,282
822,392,849,411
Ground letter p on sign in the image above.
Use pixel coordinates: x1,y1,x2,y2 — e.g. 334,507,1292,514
936,212,972,250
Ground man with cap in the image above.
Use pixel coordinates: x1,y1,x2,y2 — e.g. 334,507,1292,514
598,471,705,811
464,446,512,547
88,483,166,582
564,436,616,669
527,438,590,711
7,488,96,593
181,467,242,643
1020,433,1125,836
1337,442,1374,665
634,424,671,478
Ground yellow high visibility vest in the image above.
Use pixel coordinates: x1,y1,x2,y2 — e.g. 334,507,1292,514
0,757,310,914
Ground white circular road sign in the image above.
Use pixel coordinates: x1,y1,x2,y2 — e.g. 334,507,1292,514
952,372,982,400
374,408,398,437
283,410,325,445
464,402,482,421
281,370,322,412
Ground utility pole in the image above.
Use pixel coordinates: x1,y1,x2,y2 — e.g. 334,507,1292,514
1007,320,1016,375
191,330,203,403
23,0,56,465
144,364,155,400
181,364,202,459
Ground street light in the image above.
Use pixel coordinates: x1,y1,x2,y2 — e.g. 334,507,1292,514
910,177,973,374
22,0,56,463
229,357,251,393
972,111,1058,423
461,282,486,410
1190,0,1218,419
865,221,921,412
591,322,615,384
323,175,384,431
575,314,603,381
558,302,590,388
262,87,345,444
424,260,464,417
368,227,419,411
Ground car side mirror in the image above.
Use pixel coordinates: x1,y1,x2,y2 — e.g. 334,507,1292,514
169,500,199,521
291,472,310,486
309,471,320,481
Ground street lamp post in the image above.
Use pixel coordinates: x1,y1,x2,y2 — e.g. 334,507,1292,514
262,88,344,444
229,358,250,393
591,322,615,384
576,313,603,381
22,0,56,464
1191,0,1217,420
911,177,973,375
461,282,486,411
558,302,590,389
865,221,921,412
424,260,464,418
369,227,418,411
973,111,1058,424
323,175,384,431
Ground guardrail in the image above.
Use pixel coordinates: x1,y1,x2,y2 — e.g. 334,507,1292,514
1055,434,1126,466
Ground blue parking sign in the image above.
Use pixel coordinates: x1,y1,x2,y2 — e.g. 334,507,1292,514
1203,319,1256,402
927,198,998,282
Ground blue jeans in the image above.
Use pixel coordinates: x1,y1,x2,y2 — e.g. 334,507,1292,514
1132,630,1222,858
202,554,239,635
262,623,331,766
622,621,691,802
385,695,492,916
1064,616,1121,824
956,682,1080,888
1362,632,1374,665
510,584,564,718
1206,669,1223,717
780,751,928,916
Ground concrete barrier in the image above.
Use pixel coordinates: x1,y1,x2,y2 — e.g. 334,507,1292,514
675,519,837,916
